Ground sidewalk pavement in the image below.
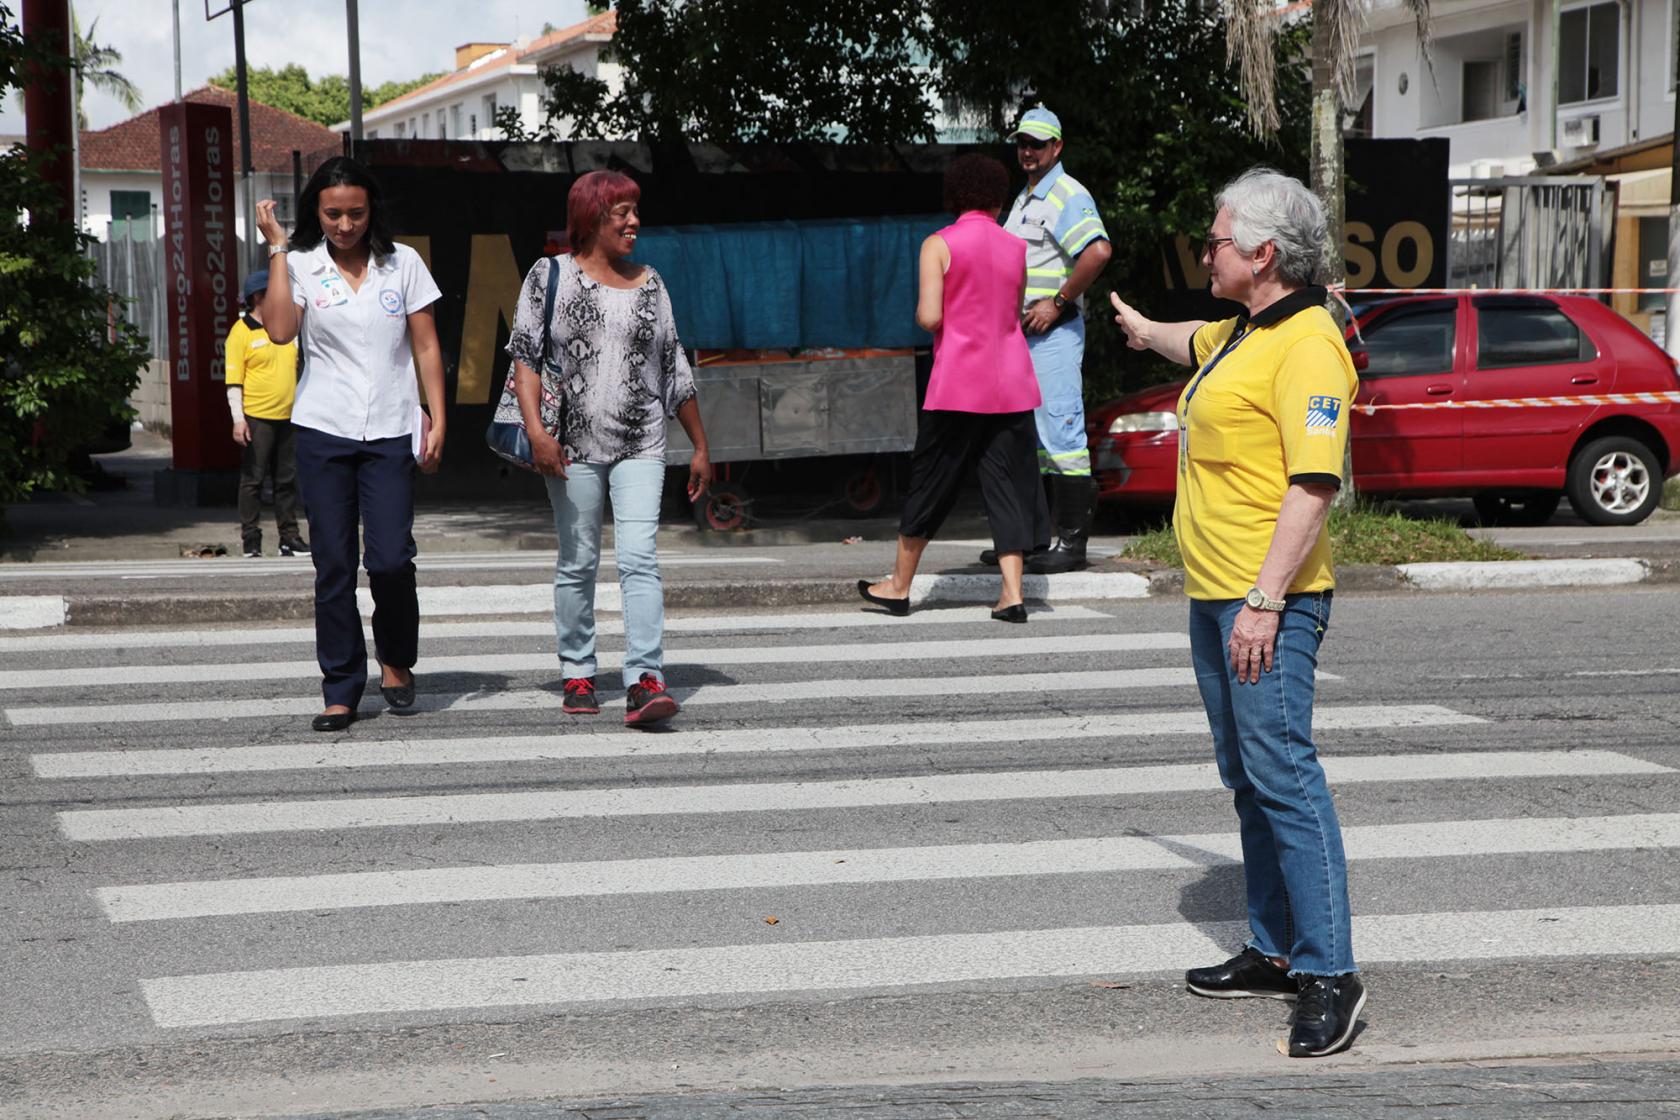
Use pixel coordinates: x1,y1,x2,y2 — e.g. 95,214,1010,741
5,428,1680,629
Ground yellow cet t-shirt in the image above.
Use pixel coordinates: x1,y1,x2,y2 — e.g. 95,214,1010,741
225,315,299,421
1173,291,1358,601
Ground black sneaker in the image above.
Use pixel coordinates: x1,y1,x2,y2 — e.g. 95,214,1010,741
1288,973,1366,1057
279,537,311,556
1185,947,1297,1000
242,539,262,559
562,676,600,715
625,672,679,726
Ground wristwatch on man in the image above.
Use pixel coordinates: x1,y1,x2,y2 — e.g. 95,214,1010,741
1244,586,1286,612
1052,291,1069,310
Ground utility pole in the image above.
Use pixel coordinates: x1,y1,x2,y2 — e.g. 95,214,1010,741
208,0,260,271
172,0,182,100
347,0,363,147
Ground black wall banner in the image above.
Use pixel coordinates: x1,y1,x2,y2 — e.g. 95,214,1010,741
1157,137,1451,320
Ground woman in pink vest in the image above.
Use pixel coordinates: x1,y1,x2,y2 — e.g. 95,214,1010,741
858,154,1046,622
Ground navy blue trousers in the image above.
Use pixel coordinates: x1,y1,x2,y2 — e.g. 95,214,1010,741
293,425,418,709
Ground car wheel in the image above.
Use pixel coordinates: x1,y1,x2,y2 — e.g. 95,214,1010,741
1565,436,1663,526
1471,491,1561,527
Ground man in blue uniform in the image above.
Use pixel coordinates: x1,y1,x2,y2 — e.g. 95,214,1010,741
988,105,1112,573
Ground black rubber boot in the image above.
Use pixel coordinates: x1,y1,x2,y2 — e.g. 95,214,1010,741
1029,475,1096,574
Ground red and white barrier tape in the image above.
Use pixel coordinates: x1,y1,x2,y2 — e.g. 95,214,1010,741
1355,390,1680,414
1342,286,1680,295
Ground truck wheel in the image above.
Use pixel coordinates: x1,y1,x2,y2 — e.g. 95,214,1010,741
1566,436,1662,526
838,464,887,518
693,482,750,532
1471,491,1560,527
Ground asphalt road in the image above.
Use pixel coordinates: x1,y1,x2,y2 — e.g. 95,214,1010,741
3,589,1679,1118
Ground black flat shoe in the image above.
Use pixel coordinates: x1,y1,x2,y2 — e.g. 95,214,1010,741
311,710,355,732
856,579,910,616
377,661,416,709
990,603,1028,623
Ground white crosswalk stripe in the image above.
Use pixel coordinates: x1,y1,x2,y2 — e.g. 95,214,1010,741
30,705,1482,777
140,905,1680,1029
98,814,1680,922
7,600,1676,1042
53,752,1667,841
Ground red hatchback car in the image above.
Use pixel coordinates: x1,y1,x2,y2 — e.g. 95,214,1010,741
1089,293,1680,525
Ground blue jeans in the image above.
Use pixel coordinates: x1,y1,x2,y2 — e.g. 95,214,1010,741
545,458,666,689
1188,592,1356,977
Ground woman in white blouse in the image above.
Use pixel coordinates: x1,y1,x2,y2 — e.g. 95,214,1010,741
255,156,446,733
506,170,712,726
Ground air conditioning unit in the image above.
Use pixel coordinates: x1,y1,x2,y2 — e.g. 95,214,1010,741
1561,114,1601,147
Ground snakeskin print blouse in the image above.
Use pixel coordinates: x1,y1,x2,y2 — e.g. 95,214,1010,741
505,255,698,465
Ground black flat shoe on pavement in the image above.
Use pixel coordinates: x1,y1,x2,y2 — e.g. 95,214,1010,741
311,710,355,732
1185,947,1297,1000
1288,974,1367,1057
377,661,416,709
856,579,910,616
990,603,1028,623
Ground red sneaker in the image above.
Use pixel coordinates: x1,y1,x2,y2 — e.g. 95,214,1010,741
624,672,679,726
561,676,600,715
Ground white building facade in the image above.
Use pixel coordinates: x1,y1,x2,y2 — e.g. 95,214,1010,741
1359,0,1679,176
341,10,622,142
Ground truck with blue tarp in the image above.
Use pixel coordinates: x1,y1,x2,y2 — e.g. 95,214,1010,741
356,139,979,518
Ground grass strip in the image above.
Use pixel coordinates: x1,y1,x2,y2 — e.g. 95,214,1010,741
1122,505,1521,568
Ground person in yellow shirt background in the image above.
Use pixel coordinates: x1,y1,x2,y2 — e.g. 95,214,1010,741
227,271,309,558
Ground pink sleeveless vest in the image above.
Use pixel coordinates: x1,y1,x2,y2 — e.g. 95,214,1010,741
923,211,1040,414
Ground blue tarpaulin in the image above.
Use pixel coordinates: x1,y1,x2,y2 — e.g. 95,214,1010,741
632,214,947,350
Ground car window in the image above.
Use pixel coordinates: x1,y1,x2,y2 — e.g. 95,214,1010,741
1476,305,1596,369
1357,303,1456,378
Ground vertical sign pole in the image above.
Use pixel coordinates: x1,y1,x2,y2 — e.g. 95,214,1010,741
158,101,242,498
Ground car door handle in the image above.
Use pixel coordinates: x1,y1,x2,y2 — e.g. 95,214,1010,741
1571,375,1598,385
1425,384,1454,396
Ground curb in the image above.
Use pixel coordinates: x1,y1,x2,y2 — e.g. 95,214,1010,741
0,558,1670,630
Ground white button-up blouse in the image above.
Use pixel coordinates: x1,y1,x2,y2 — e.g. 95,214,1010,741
287,241,442,442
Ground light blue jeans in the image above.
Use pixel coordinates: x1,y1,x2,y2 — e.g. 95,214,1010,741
1188,591,1356,978
544,458,666,689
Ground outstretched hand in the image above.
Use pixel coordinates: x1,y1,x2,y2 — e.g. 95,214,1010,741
1110,292,1153,351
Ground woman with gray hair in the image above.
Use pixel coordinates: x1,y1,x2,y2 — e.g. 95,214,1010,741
1110,167,1364,1057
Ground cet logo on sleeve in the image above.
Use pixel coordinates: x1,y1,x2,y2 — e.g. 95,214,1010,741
379,288,404,316
1305,396,1342,433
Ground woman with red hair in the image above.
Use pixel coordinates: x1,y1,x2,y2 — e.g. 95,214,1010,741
506,170,713,726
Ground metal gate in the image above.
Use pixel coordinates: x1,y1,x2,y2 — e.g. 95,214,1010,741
1447,175,1614,291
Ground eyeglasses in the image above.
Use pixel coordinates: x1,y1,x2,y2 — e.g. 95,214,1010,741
1201,234,1235,258
1014,136,1050,151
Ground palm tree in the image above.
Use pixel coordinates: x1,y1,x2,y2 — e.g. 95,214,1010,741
72,11,143,130
1223,0,1430,301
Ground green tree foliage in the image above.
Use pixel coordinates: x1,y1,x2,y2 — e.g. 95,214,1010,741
208,65,445,127
0,4,149,508
518,0,936,144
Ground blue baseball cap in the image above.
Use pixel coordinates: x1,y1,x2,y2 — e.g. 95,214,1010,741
1010,105,1063,142
241,272,271,301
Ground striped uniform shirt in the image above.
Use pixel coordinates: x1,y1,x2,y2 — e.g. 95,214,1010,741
1002,161,1108,315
